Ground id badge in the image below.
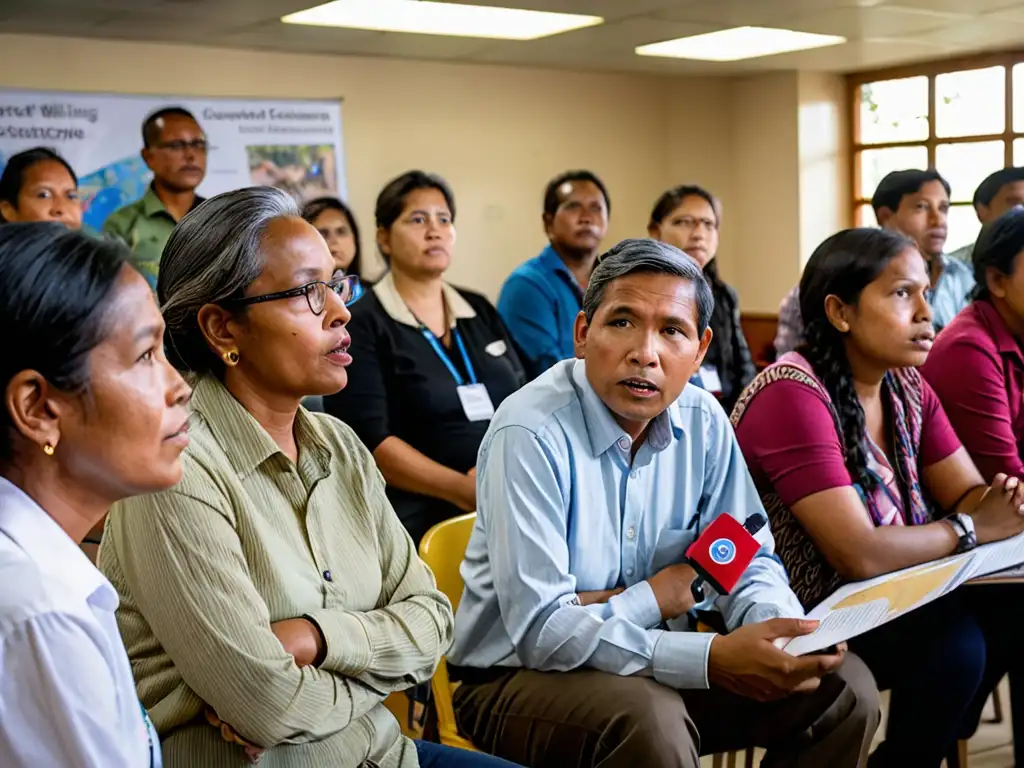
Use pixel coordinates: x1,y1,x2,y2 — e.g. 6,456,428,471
457,383,495,422
699,365,723,394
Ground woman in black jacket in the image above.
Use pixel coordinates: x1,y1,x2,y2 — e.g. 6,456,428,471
648,184,755,411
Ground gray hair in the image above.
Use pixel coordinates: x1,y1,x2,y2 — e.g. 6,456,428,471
159,186,299,374
582,238,714,334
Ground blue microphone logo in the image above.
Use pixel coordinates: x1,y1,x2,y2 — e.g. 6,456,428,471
709,538,736,565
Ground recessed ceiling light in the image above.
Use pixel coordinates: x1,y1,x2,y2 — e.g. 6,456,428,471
636,26,846,61
282,0,603,40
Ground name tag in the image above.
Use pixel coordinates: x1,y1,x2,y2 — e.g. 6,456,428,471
457,383,495,422
485,340,507,357
699,365,723,394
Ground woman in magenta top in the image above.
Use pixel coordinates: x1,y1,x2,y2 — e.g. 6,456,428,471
732,228,1024,767
921,207,1024,481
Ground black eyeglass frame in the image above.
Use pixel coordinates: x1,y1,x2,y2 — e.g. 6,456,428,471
223,274,363,316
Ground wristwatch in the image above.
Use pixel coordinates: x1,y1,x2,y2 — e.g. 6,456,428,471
946,512,977,554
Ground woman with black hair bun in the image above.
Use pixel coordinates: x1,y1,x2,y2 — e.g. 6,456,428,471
0,222,191,766
732,227,1024,766
0,147,81,229
648,185,755,411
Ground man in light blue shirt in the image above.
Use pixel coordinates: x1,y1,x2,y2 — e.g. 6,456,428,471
873,169,973,331
497,170,609,379
449,239,879,767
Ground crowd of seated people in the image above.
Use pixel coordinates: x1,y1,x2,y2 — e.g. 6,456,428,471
6,99,1024,767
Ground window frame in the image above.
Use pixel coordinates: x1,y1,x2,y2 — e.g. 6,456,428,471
847,49,1024,229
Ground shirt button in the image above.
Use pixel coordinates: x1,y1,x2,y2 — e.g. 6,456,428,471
626,527,636,540
617,437,631,451
626,567,635,577
629,469,638,479
323,570,333,582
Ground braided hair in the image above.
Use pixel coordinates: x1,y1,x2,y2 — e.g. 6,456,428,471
797,227,914,492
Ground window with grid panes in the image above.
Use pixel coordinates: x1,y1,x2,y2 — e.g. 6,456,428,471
850,53,1024,254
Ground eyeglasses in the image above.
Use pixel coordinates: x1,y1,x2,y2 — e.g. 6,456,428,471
156,139,209,153
226,274,363,316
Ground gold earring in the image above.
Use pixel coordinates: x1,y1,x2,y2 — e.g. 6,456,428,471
42,442,55,456
222,350,240,365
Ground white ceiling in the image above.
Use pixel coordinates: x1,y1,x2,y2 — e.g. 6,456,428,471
2,0,1024,76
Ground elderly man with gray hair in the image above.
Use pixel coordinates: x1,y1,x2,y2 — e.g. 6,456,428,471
448,238,880,767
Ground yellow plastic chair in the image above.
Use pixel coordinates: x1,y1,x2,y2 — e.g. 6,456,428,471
419,513,482,752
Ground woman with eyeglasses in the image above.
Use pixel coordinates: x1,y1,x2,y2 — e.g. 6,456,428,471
324,171,527,544
97,187,519,768
648,185,755,411
0,147,82,229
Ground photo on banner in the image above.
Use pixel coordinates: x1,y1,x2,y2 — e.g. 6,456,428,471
0,89,346,231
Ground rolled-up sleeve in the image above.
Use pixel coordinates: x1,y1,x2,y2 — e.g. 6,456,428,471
480,425,714,689
699,408,806,628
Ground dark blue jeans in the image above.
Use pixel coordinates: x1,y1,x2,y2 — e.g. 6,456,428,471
415,740,523,767
850,587,1020,767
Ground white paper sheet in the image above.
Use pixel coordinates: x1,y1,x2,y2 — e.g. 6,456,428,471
779,530,1024,655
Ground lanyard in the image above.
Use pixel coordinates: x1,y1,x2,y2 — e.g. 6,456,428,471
139,701,155,768
421,327,477,387
402,295,478,387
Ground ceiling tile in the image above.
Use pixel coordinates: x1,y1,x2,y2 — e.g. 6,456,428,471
654,0,868,27
884,0,1023,14
521,17,719,53
460,0,686,22
214,22,488,60
755,37,956,72
915,14,1024,46
777,6,956,39
983,5,1024,23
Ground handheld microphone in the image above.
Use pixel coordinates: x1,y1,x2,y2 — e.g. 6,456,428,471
686,513,767,603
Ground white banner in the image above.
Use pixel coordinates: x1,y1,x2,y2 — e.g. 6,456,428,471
0,89,345,231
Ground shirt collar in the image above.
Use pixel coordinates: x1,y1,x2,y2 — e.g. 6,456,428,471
570,359,682,458
190,376,332,480
372,271,476,329
0,477,109,605
142,185,205,219
976,299,1024,365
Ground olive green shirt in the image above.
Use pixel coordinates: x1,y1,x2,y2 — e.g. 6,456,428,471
101,186,203,291
99,375,453,768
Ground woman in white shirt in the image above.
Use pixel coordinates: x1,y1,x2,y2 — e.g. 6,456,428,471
0,222,191,767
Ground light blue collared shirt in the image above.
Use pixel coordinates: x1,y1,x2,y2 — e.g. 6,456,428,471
929,254,975,331
449,359,803,690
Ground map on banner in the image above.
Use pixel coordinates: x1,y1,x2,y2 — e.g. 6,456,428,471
779,529,1024,656
0,89,345,231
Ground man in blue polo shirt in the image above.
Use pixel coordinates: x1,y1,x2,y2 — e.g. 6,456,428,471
498,170,609,379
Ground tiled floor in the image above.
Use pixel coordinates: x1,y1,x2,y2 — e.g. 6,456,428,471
700,678,1014,767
